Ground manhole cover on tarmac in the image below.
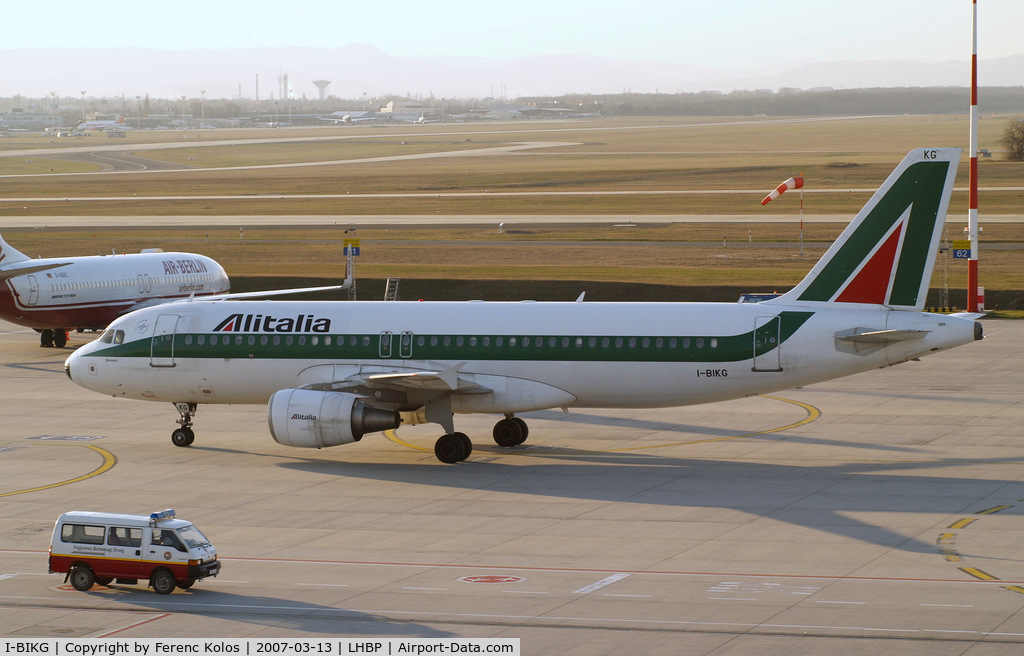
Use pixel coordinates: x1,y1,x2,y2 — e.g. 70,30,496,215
458,575,527,584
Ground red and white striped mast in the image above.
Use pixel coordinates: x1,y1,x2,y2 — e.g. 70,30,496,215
968,0,981,311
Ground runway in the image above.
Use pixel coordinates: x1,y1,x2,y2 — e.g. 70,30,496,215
1,318,1023,652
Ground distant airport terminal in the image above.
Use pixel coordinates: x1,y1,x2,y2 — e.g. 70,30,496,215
0,100,591,136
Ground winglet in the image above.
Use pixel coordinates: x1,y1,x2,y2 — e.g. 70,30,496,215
767,149,960,312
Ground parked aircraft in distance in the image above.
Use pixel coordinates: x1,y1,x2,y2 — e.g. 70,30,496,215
71,115,128,135
0,235,229,347
65,149,982,463
319,111,376,124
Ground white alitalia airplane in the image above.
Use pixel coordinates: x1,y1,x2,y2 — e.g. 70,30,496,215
0,234,230,347
65,148,983,463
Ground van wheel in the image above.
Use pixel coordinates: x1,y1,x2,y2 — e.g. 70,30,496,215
69,566,95,591
150,569,176,595
176,579,196,589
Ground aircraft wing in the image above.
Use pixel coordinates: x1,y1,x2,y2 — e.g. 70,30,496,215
305,363,492,397
0,261,72,282
197,283,352,302
183,257,353,302
365,363,486,392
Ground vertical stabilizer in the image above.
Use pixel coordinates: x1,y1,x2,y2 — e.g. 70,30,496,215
0,234,31,267
769,148,960,311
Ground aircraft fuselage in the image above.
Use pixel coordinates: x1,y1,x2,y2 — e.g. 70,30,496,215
66,299,980,411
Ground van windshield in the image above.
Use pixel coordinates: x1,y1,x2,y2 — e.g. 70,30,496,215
177,524,212,549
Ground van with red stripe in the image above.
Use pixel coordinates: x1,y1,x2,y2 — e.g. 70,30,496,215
48,509,220,594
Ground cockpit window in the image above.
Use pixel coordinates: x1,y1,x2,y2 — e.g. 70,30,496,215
98,329,125,344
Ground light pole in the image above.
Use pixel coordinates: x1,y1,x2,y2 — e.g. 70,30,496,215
136,95,142,129
80,91,86,122
200,90,205,127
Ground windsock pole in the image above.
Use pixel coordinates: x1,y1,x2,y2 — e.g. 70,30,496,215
799,177,804,256
968,0,980,311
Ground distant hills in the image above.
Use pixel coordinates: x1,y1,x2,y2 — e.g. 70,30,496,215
2,44,1021,101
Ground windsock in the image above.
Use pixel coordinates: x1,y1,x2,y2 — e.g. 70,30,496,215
761,176,804,205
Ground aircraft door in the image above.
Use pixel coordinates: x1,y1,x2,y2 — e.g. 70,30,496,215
26,275,39,306
399,331,413,358
379,331,393,358
752,316,782,372
151,314,179,367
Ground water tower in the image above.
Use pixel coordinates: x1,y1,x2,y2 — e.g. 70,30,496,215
313,80,332,101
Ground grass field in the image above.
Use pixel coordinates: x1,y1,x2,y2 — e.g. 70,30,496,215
0,115,1021,308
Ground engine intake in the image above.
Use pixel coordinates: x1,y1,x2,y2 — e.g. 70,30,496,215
268,389,401,448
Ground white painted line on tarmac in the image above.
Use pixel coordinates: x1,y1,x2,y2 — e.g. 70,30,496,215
296,582,350,587
573,573,630,594
604,594,653,598
815,600,867,605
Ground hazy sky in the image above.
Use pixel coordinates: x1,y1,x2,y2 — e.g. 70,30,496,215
7,0,1020,68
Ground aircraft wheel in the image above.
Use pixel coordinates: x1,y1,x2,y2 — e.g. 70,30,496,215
454,431,472,459
69,566,95,591
171,427,195,447
53,330,68,348
434,433,468,464
511,417,529,445
493,418,522,447
40,329,54,348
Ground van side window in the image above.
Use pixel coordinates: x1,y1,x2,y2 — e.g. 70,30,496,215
108,526,142,547
153,529,186,552
61,523,105,545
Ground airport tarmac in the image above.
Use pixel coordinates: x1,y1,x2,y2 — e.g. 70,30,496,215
2,317,1024,653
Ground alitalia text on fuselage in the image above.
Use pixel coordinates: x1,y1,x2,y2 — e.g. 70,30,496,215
214,313,331,333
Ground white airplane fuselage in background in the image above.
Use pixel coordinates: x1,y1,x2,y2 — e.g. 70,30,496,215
65,149,983,462
0,235,229,347
71,115,128,134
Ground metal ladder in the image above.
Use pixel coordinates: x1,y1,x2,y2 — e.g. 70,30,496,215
384,277,401,301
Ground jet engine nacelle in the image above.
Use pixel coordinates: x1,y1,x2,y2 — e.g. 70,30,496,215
268,389,401,448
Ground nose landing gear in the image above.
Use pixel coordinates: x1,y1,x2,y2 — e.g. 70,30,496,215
171,402,196,447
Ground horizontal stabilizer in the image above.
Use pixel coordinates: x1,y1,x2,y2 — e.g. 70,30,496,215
835,328,929,344
0,261,71,282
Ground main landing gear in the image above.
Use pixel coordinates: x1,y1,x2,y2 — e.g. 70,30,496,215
171,402,196,447
432,415,530,464
39,328,68,348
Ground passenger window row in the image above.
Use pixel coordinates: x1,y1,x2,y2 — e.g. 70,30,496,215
178,333,721,350
51,273,217,292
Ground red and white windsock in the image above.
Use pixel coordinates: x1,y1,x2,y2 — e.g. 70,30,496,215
761,176,804,205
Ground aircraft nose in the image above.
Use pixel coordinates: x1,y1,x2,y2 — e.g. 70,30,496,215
64,354,75,382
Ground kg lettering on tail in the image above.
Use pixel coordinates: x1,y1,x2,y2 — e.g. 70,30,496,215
65,148,982,463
